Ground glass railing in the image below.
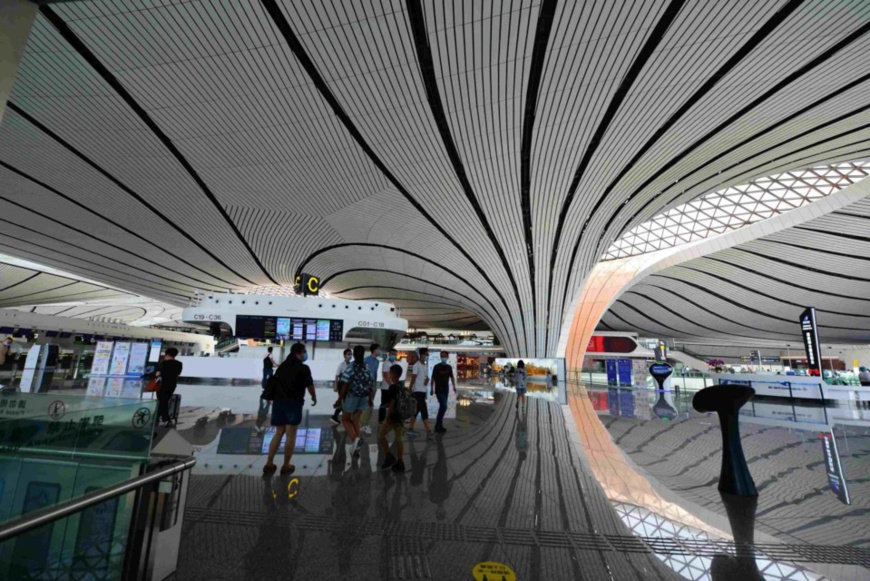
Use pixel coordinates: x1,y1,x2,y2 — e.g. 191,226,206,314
0,394,158,578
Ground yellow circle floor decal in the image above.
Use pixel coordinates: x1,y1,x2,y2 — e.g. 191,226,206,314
472,561,516,581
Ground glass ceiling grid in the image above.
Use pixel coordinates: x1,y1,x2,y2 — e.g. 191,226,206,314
602,161,870,261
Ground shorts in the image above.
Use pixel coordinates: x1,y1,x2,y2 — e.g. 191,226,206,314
343,393,371,414
412,392,428,420
271,399,303,426
516,386,527,395
380,419,404,440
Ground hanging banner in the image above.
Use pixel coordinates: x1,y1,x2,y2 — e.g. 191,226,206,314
617,358,632,387
800,308,823,377
91,341,114,376
821,431,850,505
109,342,131,376
654,340,668,361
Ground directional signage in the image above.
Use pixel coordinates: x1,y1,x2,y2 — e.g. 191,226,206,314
799,307,823,377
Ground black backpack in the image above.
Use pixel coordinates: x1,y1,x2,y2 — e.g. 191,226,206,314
263,355,274,369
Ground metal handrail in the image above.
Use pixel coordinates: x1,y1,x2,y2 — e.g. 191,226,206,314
0,456,196,542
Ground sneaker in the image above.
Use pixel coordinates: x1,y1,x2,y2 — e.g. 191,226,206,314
263,464,277,475
330,414,340,425
391,459,405,473
381,454,397,470
406,429,419,437
435,426,447,433
362,425,373,435
280,464,296,476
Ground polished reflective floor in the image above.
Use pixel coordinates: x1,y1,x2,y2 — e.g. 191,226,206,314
592,386,870,548
168,382,869,580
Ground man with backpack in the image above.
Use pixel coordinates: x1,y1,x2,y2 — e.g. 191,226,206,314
379,363,415,472
340,345,374,457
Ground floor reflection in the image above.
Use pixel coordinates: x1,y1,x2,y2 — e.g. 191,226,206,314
169,381,867,580
568,382,869,580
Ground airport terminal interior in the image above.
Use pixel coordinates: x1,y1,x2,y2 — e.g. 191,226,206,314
1,1,870,579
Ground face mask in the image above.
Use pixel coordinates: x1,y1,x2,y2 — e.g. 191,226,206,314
389,355,397,362
441,358,448,364
302,353,308,362
344,354,352,362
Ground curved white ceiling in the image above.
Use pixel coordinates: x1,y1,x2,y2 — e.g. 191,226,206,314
1,2,870,355
602,194,870,344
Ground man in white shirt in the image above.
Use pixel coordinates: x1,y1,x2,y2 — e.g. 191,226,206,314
331,348,352,425
406,351,432,438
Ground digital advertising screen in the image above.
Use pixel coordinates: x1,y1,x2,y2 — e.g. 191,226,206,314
276,317,290,340
292,318,304,340
316,320,330,341
330,320,344,341
304,319,317,340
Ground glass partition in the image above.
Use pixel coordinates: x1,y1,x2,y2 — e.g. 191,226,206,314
0,394,157,579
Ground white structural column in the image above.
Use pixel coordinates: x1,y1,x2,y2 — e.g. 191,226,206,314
0,0,36,125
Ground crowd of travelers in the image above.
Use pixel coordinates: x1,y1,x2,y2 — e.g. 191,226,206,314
261,343,456,475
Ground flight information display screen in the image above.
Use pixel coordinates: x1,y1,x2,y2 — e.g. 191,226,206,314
234,315,344,341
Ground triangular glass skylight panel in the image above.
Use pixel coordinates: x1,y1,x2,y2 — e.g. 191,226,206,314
603,160,870,260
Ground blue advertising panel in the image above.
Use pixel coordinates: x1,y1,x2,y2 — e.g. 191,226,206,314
605,359,617,386
617,358,632,386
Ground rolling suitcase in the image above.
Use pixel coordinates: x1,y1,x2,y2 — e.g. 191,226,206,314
167,393,181,423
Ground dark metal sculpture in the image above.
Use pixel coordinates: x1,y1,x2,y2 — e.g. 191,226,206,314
693,385,757,497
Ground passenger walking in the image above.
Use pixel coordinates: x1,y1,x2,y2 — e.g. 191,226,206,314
431,351,456,433
155,348,183,427
419,347,431,390
341,345,375,457
379,364,408,472
331,348,352,425
515,360,528,411
262,346,277,389
360,344,381,435
379,349,399,424
406,351,432,438
264,343,316,476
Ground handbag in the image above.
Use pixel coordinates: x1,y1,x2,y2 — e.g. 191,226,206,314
144,378,161,393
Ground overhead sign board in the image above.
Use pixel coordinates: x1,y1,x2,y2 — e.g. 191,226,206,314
294,273,320,296
799,307,823,377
